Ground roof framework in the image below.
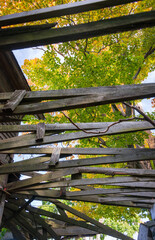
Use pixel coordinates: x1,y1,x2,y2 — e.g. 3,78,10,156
0,0,155,239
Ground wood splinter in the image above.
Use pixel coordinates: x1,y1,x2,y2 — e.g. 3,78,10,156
49,147,61,166
36,122,45,142
2,90,26,113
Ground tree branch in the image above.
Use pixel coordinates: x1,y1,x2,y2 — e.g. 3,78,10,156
123,102,155,127
133,46,155,80
62,111,145,134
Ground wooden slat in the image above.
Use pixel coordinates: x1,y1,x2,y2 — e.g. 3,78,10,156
10,193,152,208
0,121,155,150
24,176,154,189
0,120,154,133
108,182,155,188
16,187,155,198
4,208,43,240
36,122,45,142
0,0,141,27
25,205,133,240
0,84,154,102
0,85,155,115
6,168,79,190
1,146,154,156
5,221,26,240
49,147,61,166
0,23,57,36
2,90,26,112
78,166,155,177
0,150,154,174
0,11,154,50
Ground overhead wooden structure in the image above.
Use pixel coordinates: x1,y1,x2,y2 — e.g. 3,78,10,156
0,0,155,239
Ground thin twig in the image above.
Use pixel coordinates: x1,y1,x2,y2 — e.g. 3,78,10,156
61,111,145,134
123,102,155,127
133,46,155,80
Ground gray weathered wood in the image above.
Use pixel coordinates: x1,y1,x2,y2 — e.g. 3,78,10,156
0,11,154,50
0,120,154,133
6,168,79,190
0,84,154,102
0,150,154,174
1,146,154,156
2,90,26,112
36,122,45,142
0,0,141,27
49,147,61,166
0,122,155,150
0,84,155,115
138,224,150,240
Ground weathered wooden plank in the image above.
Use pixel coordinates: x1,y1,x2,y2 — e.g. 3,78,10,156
78,166,155,177
2,90,26,112
49,147,61,166
16,187,155,198
36,122,45,142
0,150,155,174
0,120,154,133
0,11,154,50
6,168,79,190
14,176,155,191
7,201,116,239
5,221,26,240
1,145,155,156
0,85,155,115
26,204,133,240
20,211,61,240
0,84,153,102
108,182,155,188
0,0,141,27
0,121,155,150
0,23,57,36
4,208,43,240
11,193,152,208
0,150,154,174
138,224,150,240
49,199,134,240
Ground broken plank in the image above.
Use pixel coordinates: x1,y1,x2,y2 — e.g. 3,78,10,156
2,90,26,113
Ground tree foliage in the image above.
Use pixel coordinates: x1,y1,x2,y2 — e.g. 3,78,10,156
1,0,155,238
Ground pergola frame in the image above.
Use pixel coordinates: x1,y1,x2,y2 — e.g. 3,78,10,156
0,1,155,239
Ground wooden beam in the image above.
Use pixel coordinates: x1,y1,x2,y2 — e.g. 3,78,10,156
1,146,154,156
36,122,45,142
0,84,155,115
49,147,61,166
0,122,155,150
0,150,154,174
17,176,154,190
0,11,154,50
24,205,134,240
6,168,79,190
0,0,141,27
0,84,154,102
0,120,154,133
